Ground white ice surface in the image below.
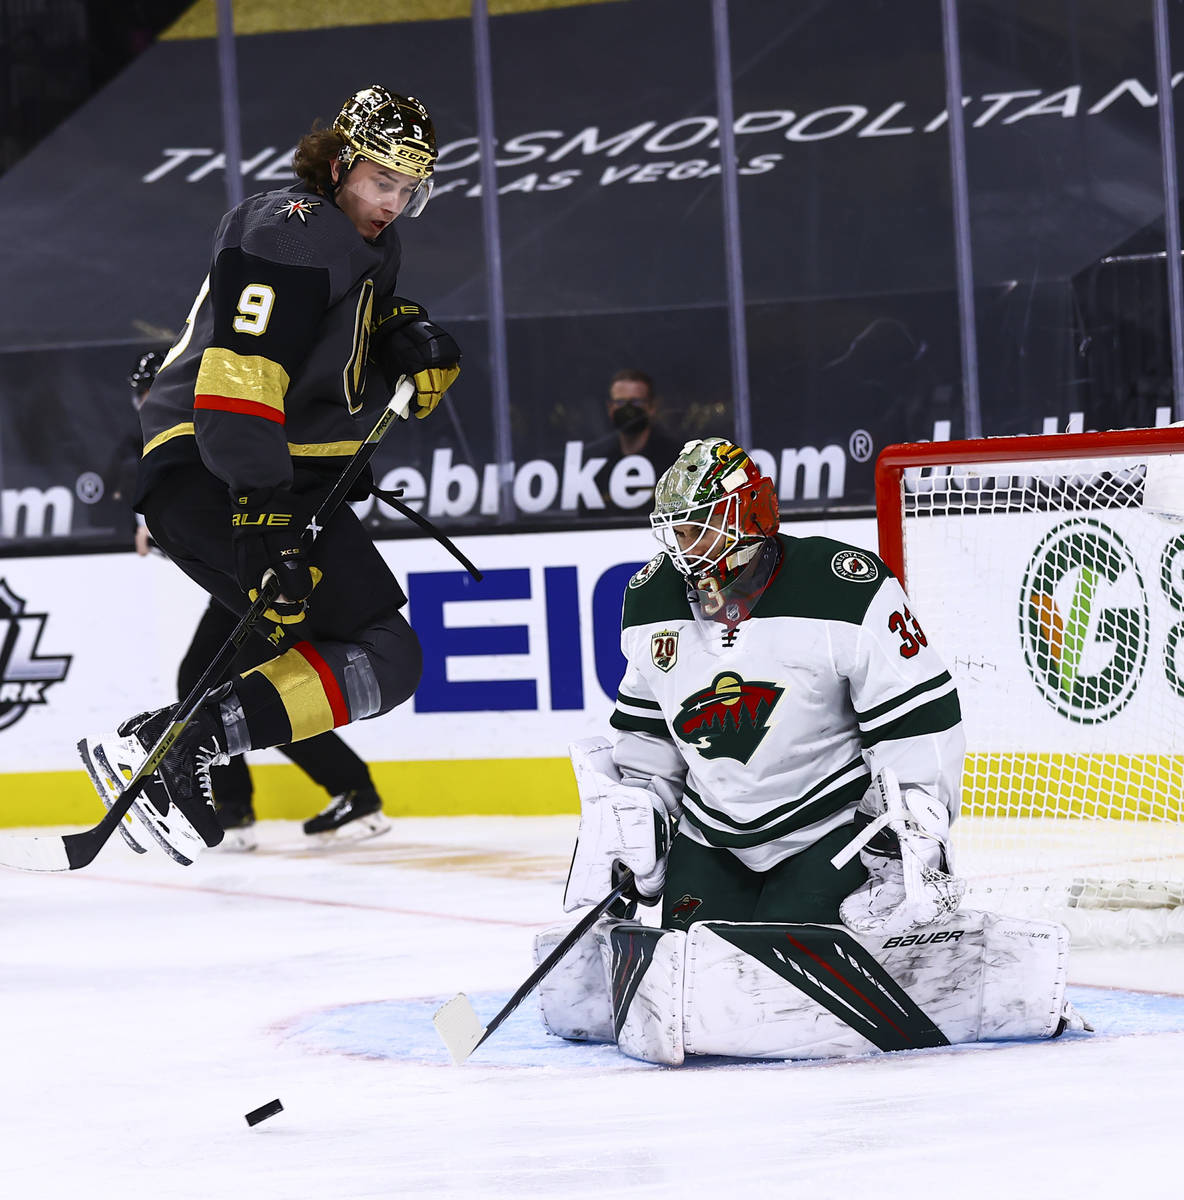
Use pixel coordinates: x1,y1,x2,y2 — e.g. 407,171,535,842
1,815,1181,1200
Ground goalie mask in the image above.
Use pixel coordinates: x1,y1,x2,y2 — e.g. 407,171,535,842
333,85,436,217
651,438,779,587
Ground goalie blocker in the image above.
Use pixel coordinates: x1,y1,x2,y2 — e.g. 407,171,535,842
535,911,1087,1065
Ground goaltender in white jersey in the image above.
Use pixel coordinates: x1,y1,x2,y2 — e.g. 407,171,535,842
614,506,961,878
539,437,1087,1065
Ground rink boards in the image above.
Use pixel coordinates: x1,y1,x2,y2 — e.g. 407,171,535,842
0,520,871,825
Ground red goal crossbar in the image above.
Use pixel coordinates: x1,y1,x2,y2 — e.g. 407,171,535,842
875,427,1184,590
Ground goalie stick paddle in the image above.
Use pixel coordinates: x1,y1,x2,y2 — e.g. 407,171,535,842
433,870,636,1064
0,377,418,874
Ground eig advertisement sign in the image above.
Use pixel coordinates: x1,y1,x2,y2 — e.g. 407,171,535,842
0,520,876,825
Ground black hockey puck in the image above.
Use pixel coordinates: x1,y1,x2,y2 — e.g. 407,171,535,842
245,1098,283,1127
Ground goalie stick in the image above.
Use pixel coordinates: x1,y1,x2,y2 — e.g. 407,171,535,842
0,376,417,874
433,870,636,1064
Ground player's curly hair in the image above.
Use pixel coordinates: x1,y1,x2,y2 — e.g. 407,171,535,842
293,123,347,195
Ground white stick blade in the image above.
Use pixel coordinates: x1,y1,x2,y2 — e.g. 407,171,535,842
0,832,71,872
433,993,486,1064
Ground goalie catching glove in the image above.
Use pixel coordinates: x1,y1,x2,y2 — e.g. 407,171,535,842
370,297,461,419
229,487,320,622
563,737,676,911
836,767,966,936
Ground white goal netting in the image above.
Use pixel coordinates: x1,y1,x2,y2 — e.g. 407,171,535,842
885,435,1184,944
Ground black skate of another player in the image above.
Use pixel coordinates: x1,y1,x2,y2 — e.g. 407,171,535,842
303,787,390,845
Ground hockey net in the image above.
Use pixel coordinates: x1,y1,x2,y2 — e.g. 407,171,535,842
877,428,1184,945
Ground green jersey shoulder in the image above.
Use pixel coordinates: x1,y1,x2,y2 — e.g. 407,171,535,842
622,554,693,629
756,535,892,625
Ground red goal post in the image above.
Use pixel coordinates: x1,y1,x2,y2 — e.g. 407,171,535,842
875,427,1184,944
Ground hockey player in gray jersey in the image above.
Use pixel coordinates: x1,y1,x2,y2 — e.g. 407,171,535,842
537,438,1086,1064
78,85,460,865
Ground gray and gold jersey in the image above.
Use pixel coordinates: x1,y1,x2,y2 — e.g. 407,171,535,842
610,535,965,871
135,182,401,503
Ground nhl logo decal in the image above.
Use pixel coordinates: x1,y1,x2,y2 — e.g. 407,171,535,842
831,550,879,583
651,630,679,672
0,580,71,732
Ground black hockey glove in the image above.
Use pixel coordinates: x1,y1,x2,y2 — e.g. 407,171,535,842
370,296,461,420
229,487,318,620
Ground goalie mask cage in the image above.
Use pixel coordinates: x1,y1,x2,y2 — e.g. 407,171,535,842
876,427,1184,945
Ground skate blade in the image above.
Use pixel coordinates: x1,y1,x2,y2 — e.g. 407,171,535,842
305,812,391,848
77,737,148,855
127,796,198,866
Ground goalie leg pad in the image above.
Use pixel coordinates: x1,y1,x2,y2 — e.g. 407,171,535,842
545,913,1075,1065
534,918,620,1043
678,912,1073,1060
606,923,686,1066
683,921,950,1059
973,911,1072,1040
535,918,688,1062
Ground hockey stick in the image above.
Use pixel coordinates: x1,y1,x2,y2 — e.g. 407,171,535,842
433,870,635,1064
369,484,482,581
0,376,417,874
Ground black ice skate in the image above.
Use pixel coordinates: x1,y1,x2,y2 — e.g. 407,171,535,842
78,705,229,865
302,787,390,845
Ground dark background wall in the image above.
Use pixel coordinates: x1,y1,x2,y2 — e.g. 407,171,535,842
1,0,1181,552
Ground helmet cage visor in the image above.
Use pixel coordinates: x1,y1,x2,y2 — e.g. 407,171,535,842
337,164,434,218
650,493,743,577
401,174,433,218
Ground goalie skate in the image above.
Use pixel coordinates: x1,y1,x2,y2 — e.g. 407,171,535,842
303,788,390,846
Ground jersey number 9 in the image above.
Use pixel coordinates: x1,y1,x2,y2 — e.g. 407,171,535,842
232,284,276,336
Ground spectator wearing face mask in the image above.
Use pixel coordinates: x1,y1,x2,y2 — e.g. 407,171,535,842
586,368,684,514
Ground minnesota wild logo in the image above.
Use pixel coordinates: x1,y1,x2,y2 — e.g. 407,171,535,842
672,670,783,762
1019,518,1148,723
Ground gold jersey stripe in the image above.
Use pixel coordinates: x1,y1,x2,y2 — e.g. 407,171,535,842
288,440,363,458
245,650,337,742
162,0,624,39
196,347,290,415
140,424,359,461
141,422,195,457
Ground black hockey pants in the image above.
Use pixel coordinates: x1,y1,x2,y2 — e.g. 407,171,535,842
141,464,422,750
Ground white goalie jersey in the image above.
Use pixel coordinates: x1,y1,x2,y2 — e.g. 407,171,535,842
610,535,965,871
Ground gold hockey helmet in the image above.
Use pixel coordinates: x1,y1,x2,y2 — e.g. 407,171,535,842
334,85,436,178
333,85,437,215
